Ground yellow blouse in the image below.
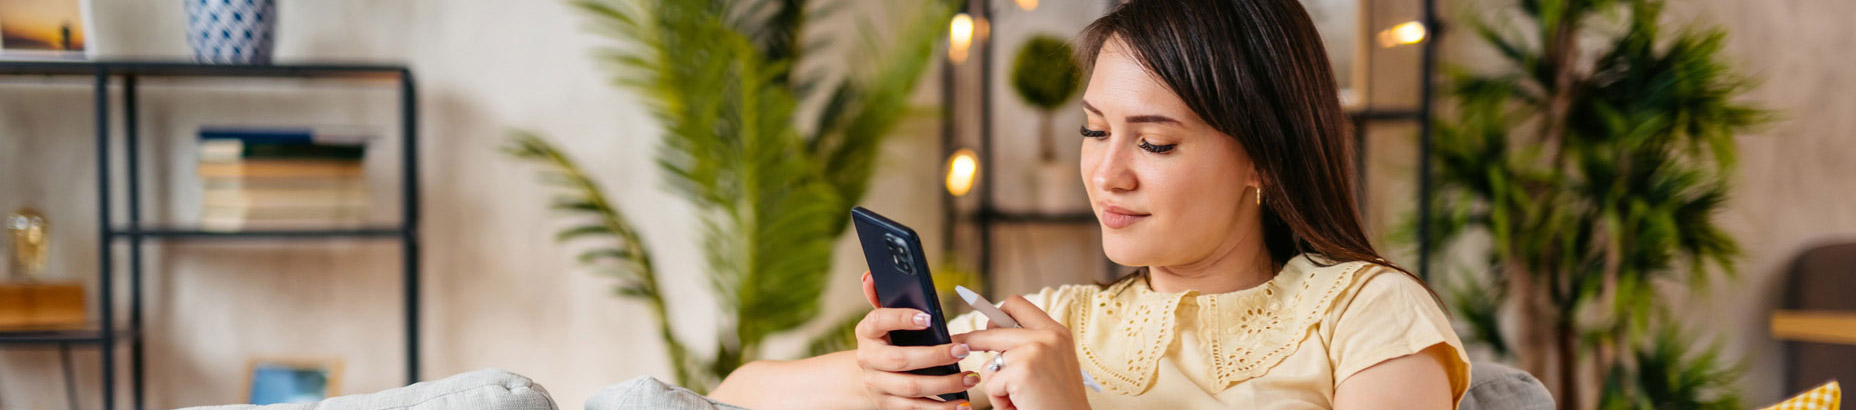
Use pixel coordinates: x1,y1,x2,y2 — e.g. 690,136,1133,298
946,254,1471,409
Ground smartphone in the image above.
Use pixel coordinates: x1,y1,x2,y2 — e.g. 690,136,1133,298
850,206,969,402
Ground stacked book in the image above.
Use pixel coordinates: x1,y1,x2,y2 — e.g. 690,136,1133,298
196,127,372,231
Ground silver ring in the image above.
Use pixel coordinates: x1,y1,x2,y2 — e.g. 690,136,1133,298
986,352,1006,372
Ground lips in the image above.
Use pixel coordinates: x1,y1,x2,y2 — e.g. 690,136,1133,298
1098,205,1150,229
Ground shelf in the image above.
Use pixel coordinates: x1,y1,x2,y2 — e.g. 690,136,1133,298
0,60,407,80
0,328,132,346
111,227,404,240
1771,310,1856,346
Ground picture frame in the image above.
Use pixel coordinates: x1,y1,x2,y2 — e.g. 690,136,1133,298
0,0,96,60
244,356,343,404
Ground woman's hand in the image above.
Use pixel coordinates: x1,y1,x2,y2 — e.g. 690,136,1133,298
961,296,1091,410
856,271,982,410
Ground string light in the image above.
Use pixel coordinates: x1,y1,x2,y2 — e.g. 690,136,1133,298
1378,21,1427,48
946,149,979,197
949,13,974,64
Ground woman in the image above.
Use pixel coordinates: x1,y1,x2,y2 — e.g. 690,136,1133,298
711,0,1469,408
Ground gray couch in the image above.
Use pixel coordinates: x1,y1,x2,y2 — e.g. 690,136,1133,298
181,369,557,410
185,362,1552,409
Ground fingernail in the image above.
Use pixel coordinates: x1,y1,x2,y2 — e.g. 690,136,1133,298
952,343,971,359
959,402,972,410
963,372,981,387
913,312,931,327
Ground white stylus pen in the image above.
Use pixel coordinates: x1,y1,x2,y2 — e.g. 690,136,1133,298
955,285,1104,392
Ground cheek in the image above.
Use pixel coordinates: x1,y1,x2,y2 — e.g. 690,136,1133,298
1146,156,1247,235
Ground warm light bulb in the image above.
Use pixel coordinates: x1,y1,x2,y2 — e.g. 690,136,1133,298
946,149,979,197
949,13,974,64
1015,0,1038,11
1378,21,1427,48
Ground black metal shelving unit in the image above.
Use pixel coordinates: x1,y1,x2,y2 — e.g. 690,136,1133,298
941,0,1443,294
0,60,421,410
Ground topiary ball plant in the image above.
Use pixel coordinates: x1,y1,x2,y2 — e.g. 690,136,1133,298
1010,34,1081,162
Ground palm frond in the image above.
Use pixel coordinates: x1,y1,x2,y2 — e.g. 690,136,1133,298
501,131,706,389
807,0,957,230
805,312,867,357
521,0,951,392
1598,326,1743,410
1420,0,1769,406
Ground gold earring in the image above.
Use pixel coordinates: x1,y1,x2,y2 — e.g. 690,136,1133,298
1255,186,1262,206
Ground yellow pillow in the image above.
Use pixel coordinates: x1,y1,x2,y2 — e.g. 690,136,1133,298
1762,381,1841,410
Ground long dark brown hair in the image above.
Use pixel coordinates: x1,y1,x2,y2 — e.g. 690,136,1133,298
1079,0,1411,280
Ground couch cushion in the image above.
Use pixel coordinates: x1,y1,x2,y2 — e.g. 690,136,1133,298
585,376,749,410
181,369,557,410
1458,361,1554,410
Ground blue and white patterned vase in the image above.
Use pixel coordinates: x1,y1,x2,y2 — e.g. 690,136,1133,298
186,0,276,64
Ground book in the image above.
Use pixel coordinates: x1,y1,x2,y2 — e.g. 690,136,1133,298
197,126,374,146
202,186,369,209
200,176,367,191
197,159,365,178
199,139,367,162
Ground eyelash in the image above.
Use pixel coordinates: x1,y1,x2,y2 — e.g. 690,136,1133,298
1139,140,1176,153
1080,125,1176,153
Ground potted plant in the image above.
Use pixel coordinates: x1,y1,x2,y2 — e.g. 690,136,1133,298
1009,34,1083,212
505,0,955,392
1420,0,1770,408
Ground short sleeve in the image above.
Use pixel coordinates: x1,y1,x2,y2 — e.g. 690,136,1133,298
1327,270,1472,404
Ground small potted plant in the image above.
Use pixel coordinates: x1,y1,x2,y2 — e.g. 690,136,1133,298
1010,34,1082,212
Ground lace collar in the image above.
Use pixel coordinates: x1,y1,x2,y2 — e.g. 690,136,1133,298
1061,254,1370,395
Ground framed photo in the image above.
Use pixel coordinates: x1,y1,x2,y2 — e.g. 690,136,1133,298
0,0,94,60
245,356,343,404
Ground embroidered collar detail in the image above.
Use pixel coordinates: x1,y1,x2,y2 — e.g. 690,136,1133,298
1065,255,1371,395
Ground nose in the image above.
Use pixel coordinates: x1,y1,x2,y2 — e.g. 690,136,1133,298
1087,139,1138,194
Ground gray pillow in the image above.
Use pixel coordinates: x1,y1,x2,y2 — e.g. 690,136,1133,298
1458,361,1555,410
179,369,557,410
585,377,752,410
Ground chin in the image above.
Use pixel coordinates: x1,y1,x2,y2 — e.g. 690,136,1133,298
1100,230,1159,267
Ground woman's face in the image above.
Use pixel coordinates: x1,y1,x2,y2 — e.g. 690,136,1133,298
1080,39,1263,268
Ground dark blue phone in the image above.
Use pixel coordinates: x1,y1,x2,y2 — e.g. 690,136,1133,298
850,207,968,403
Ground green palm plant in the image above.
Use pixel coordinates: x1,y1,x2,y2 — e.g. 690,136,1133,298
1419,0,1768,408
504,0,955,393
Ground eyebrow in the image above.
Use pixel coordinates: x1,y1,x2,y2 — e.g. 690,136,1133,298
1081,99,1183,126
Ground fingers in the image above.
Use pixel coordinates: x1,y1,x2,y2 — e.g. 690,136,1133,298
873,394,972,410
862,271,881,309
958,327,1049,353
859,343,972,372
997,295,1063,330
983,364,1028,410
864,369,982,402
857,308,931,340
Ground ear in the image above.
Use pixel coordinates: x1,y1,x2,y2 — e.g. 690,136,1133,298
1245,164,1264,190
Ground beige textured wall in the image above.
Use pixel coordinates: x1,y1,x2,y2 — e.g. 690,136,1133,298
0,1,946,408
1673,0,1856,403
4,0,1849,408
